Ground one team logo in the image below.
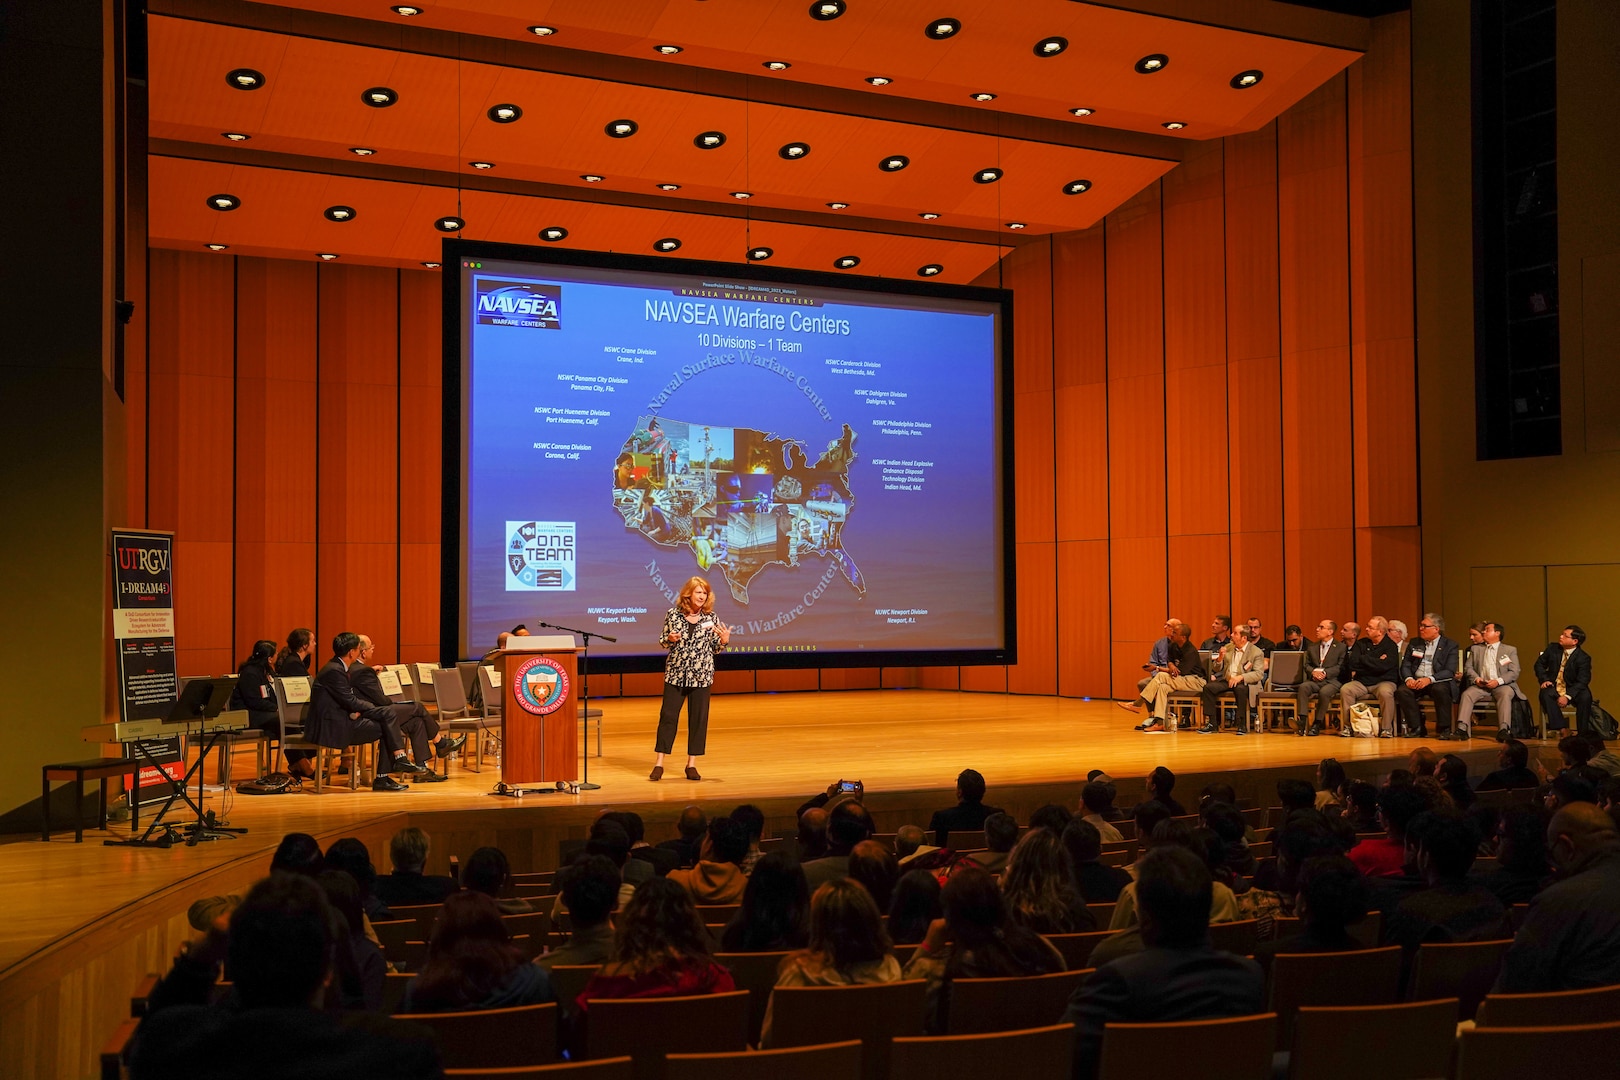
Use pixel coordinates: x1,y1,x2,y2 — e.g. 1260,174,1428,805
514,656,569,716
474,279,562,329
506,520,577,591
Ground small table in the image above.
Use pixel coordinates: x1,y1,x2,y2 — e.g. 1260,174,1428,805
42,757,130,842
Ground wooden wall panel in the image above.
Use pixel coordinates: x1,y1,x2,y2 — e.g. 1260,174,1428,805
1057,540,1111,698
757,669,820,692
1007,542,1057,695
1104,187,1165,380
398,270,443,654
1014,391,1056,544
1355,525,1422,624
821,668,883,691
958,664,1007,693
1109,534,1167,699
1052,228,1107,389
1232,530,1286,631
1164,364,1230,538
1168,533,1232,631
1007,239,1054,395
1054,388,1109,541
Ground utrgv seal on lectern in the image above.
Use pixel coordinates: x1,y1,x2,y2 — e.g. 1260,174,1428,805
514,656,569,716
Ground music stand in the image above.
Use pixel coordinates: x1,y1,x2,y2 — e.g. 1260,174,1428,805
107,676,248,847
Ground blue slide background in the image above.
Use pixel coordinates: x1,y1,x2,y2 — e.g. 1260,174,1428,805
462,257,1005,661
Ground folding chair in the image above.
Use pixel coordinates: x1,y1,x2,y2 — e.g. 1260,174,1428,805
1256,652,1306,732
665,1040,862,1080
946,969,1090,1034
1097,1013,1276,1080
394,1002,559,1069
433,667,488,773
1286,1000,1457,1080
892,1023,1075,1077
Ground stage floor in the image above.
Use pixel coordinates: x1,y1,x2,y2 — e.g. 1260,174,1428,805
4,689,1524,977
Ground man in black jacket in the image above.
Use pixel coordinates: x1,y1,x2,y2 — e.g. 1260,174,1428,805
307,632,427,792
1339,616,1402,737
1535,625,1595,735
1395,614,1461,739
351,635,463,783
927,768,1004,847
1495,803,1620,992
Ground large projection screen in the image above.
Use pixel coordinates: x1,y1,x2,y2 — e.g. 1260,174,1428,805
443,240,1015,673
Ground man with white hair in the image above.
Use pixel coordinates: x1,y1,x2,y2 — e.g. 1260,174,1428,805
1340,617,1402,737
1394,614,1461,739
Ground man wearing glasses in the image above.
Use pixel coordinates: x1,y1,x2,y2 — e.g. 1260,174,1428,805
1296,620,1347,736
1395,613,1461,739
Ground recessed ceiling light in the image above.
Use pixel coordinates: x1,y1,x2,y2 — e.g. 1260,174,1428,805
527,25,556,37
924,18,961,40
654,44,683,55
918,212,941,220
1006,222,1027,230
206,193,240,211
226,68,265,90
866,76,893,86
1135,54,1169,74
826,201,850,210
605,119,638,138
694,131,726,149
834,255,860,269
970,92,996,102
468,161,494,170
973,167,1003,184
205,243,230,251
879,155,910,172
657,183,682,191
323,205,357,222
362,86,399,107
581,174,605,183
747,247,774,261
487,103,522,123
221,132,251,142
918,264,944,276
1069,107,1095,117
1231,69,1264,89
1162,120,1187,130
809,0,845,21
539,226,568,241
318,253,340,261
730,191,753,200
1062,179,1092,195
421,261,442,268
654,238,682,252
349,147,377,156
763,60,792,71
1035,36,1068,57
779,142,810,160
390,5,423,16
434,216,465,232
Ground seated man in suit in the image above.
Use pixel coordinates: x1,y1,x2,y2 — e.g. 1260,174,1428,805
1063,846,1264,1080
1395,614,1461,739
306,632,427,792
373,826,459,907
1198,625,1265,735
1340,616,1402,737
1296,620,1347,737
1457,621,1527,739
1536,624,1595,735
350,634,463,783
926,768,1004,846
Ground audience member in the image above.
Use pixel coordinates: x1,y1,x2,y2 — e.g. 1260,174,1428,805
611,810,675,878
1108,822,1239,935
1343,781,1381,833
719,852,810,953
760,879,902,1046
847,840,899,910
1586,733,1620,777
729,804,767,873
797,807,830,862
1079,782,1124,842
1558,734,1594,770
536,856,620,969
1350,785,1426,878
1064,847,1265,1080
1134,766,1186,817
966,812,1020,876
1276,778,1316,815
1471,805,1551,906
575,878,736,1023
1316,758,1348,811
887,869,943,945
463,846,533,914
317,869,385,1012
667,816,749,905
1412,775,1455,813
323,837,391,924
895,823,937,865
1438,754,1476,810
658,805,708,868
1385,812,1510,987
1477,738,1539,791
1496,803,1620,992
927,768,1005,847
804,801,875,890
1200,803,1254,877
903,867,1064,1034
1001,828,1096,934
1029,802,1074,834
1251,855,1368,973
1548,769,1602,809
1063,819,1132,903
402,891,553,1013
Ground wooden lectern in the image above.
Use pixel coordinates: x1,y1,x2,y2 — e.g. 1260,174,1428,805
491,636,580,784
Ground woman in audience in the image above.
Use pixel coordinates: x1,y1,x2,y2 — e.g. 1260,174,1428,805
760,879,902,1045
887,869,943,945
1201,802,1256,877
323,837,393,924
463,845,534,914
999,827,1096,934
719,851,809,952
903,866,1064,1033
318,869,385,1011
1251,855,1369,973
1413,774,1456,812
1344,781,1382,833
1438,753,1476,810
1315,758,1349,812
847,839,899,911
401,892,553,1013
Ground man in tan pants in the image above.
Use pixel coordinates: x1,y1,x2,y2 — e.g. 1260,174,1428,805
1138,623,1208,732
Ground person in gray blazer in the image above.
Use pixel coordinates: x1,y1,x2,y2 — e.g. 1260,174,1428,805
1198,626,1267,735
1457,621,1527,738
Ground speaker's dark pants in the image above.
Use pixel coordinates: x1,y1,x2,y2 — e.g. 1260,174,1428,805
655,682,711,755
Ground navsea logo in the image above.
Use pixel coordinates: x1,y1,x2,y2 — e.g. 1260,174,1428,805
475,278,562,329
506,520,577,591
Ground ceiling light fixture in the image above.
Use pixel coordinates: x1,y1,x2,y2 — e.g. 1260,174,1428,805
879,155,910,171
924,18,961,40
1231,69,1264,89
654,44,683,55
226,68,265,90
605,119,638,138
206,193,240,211
657,183,681,191
421,261,442,268
694,131,726,149
865,76,893,86
1161,120,1187,130
834,256,860,269
779,142,810,160
434,216,465,232
1035,36,1068,56
654,238,682,252
730,191,753,200
323,205,357,222
1069,107,1095,117
918,212,941,220
1006,222,1027,230
973,167,1003,183
389,5,423,16
1062,179,1092,195
763,60,792,71
362,86,399,107
918,264,944,276
527,25,556,37
581,174,605,183
468,161,494,169
826,201,850,210
808,0,846,21
539,226,568,241
1135,53,1169,73
318,253,340,261
221,132,251,142
487,103,522,123
206,243,230,251
970,92,996,102
747,247,774,261
349,147,377,156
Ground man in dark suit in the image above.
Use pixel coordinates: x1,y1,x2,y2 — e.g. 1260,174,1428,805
1395,613,1461,738
927,768,1005,847
1296,619,1347,736
307,632,427,792
373,826,459,907
1535,625,1595,734
350,634,463,783
1064,846,1264,1080
1340,616,1402,736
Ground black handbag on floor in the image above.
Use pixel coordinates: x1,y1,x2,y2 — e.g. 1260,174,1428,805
236,772,299,795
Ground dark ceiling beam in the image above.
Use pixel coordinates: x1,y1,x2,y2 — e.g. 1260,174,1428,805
1084,0,1368,52
150,0,1186,163
150,139,1034,247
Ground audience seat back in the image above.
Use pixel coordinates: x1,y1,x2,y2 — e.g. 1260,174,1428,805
1456,1021,1620,1080
394,1001,558,1069
891,1023,1075,1079
1408,938,1514,1021
586,990,750,1080
1207,918,1261,956
768,979,927,1080
1043,931,1114,971
1286,1000,1456,1080
1268,947,1401,1048
664,1039,861,1080
713,951,790,1046
1097,1013,1276,1080
1270,912,1383,951
1477,982,1620,1028
946,969,1090,1034
546,965,602,1015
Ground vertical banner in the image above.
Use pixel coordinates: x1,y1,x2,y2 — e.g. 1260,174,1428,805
111,529,184,801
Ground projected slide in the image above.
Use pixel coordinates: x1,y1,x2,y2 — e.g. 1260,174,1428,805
455,248,1011,668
